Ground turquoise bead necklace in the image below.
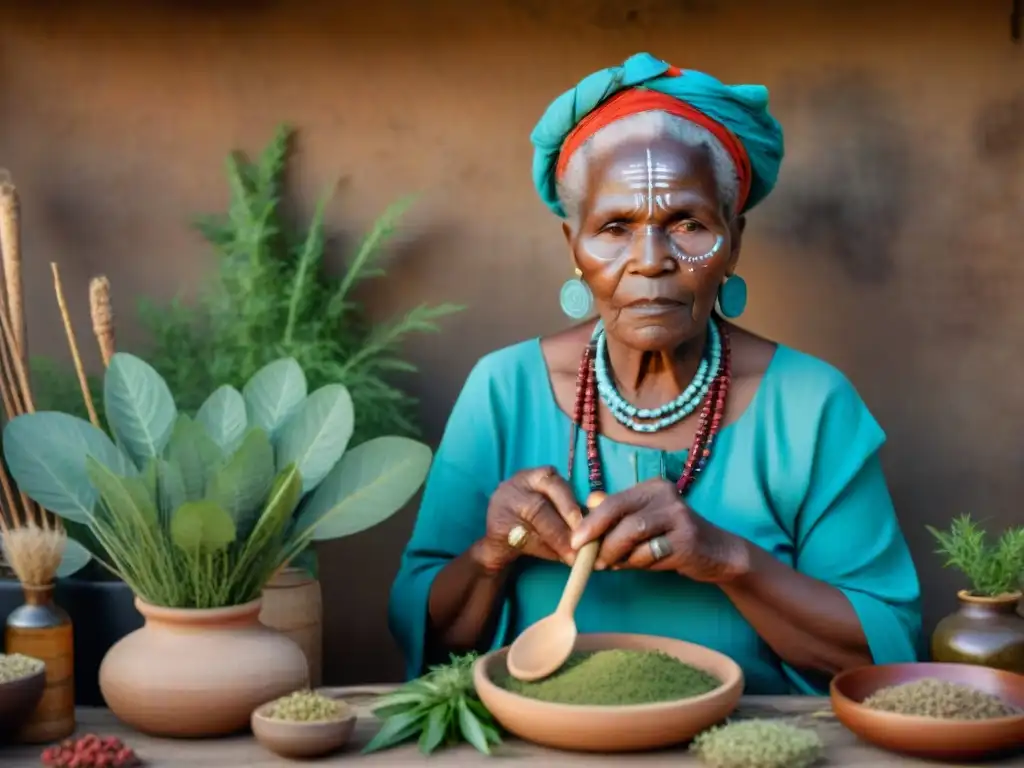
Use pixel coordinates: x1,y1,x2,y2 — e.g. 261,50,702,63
593,318,722,433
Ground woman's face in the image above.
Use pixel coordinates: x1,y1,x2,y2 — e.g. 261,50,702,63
564,135,743,351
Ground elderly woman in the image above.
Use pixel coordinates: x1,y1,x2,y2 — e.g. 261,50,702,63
388,53,921,694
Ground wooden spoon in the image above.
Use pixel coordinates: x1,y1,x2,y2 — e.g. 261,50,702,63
506,491,605,682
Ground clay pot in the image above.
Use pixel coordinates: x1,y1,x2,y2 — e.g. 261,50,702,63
260,568,323,687
931,590,1024,674
99,598,309,738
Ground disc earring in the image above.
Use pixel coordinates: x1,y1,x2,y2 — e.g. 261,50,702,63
715,274,747,319
559,267,593,319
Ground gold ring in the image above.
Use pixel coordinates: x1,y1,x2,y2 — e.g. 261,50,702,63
507,524,529,550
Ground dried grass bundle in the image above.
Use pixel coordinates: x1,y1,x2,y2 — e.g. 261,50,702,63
1,524,65,588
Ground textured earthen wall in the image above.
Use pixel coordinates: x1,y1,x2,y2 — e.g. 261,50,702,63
2,0,1022,682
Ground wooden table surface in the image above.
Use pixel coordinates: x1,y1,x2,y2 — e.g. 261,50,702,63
1,689,1019,767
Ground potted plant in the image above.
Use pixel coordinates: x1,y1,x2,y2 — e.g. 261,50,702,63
927,515,1024,673
3,352,433,737
22,125,461,694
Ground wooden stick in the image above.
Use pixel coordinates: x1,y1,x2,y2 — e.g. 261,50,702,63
0,174,25,362
51,263,99,429
90,276,115,367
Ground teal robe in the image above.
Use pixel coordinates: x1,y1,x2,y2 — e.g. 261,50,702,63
388,340,922,694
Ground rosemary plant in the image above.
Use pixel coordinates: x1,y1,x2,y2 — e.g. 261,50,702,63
926,514,1024,597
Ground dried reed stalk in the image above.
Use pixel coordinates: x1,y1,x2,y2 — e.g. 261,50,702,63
89,276,115,367
51,263,100,429
0,171,25,362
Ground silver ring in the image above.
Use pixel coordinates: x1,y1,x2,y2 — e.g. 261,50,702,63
649,535,672,562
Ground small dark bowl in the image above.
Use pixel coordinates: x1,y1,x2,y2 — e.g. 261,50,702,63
830,662,1024,761
0,667,46,741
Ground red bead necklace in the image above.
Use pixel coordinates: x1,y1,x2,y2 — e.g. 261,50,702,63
567,321,733,496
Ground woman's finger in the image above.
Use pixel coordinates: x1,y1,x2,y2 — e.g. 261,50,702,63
529,470,584,530
620,533,679,571
516,490,576,563
596,509,672,569
569,486,646,549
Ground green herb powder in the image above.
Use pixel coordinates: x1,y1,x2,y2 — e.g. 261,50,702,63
497,649,721,706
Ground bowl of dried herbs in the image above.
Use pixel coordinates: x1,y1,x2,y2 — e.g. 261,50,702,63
473,632,744,752
251,689,356,759
0,653,45,739
830,662,1024,760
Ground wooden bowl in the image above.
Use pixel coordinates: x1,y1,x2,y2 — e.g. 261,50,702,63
830,662,1024,760
0,666,45,740
251,696,357,759
474,632,743,753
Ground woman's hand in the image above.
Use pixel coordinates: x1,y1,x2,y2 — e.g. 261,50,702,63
471,466,583,575
568,479,749,582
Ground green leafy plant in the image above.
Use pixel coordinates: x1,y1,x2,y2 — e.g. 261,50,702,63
926,515,1024,597
365,653,501,757
138,123,462,446
2,353,433,607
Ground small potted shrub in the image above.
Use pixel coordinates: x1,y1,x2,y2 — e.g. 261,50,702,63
3,353,433,738
927,515,1024,673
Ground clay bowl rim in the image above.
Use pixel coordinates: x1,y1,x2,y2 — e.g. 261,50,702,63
474,632,744,715
0,665,46,697
830,662,1024,729
0,666,46,726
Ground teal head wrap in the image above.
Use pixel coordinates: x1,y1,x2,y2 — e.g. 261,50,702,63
530,52,785,218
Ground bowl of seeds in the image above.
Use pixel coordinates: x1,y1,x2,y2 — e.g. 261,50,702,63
830,662,1024,760
251,689,356,759
474,632,743,752
0,653,46,738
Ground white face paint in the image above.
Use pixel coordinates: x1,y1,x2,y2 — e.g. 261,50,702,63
618,148,722,266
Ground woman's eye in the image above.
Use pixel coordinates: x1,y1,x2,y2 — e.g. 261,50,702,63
600,223,629,236
676,220,702,234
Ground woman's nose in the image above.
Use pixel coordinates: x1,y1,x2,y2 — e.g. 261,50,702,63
630,225,676,275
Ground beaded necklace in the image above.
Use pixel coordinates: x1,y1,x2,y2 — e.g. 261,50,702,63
567,317,732,496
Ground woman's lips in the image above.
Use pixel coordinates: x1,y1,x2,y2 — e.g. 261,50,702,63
624,299,685,314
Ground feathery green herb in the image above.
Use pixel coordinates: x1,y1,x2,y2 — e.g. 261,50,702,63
926,515,1024,597
364,653,501,757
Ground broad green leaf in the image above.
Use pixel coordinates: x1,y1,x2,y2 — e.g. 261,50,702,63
274,384,354,494
419,705,448,755
86,456,159,528
249,465,303,542
170,500,236,552
165,415,223,500
242,358,307,439
298,436,431,541
206,428,275,539
362,710,425,755
195,385,247,455
3,412,136,523
56,537,93,578
457,698,491,754
290,546,319,579
154,459,187,527
104,353,178,467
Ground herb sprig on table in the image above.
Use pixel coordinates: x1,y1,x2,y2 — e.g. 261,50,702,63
364,653,502,756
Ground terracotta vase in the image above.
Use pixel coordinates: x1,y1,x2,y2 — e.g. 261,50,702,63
99,598,309,738
931,590,1024,674
260,568,323,686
